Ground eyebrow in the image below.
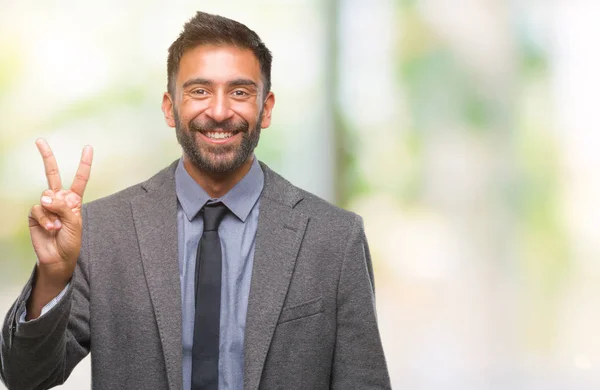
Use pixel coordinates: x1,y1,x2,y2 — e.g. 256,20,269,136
181,77,258,90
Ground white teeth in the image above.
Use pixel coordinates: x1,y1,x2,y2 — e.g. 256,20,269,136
205,132,233,140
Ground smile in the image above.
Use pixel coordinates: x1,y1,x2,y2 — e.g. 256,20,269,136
198,131,240,145
204,131,235,140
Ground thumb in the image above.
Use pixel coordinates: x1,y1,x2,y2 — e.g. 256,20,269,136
40,195,79,226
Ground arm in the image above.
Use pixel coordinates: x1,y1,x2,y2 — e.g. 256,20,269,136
0,207,91,390
330,214,391,389
1,139,94,389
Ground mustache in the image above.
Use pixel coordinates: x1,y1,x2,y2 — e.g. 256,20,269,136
189,117,249,133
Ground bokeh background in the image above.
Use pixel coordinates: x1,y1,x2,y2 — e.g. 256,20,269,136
2,0,600,388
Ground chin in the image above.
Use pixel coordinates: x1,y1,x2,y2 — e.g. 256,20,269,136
201,155,243,174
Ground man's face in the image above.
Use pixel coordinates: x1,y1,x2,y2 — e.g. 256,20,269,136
162,44,274,174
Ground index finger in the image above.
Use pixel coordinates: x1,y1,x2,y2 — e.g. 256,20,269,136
70,145,93,197
35,138,62,192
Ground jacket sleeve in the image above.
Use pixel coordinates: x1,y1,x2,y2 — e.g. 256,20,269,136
0,206,91,390
330,214,392,389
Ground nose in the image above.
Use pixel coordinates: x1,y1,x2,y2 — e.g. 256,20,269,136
205,93,233,123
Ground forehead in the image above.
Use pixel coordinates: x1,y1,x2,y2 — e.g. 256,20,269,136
177,44,261,85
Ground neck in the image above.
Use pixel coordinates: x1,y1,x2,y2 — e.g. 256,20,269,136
182,154,255,199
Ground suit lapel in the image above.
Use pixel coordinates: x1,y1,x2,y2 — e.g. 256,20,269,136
126,160,307,390
244,165,308,390
130,163,182,390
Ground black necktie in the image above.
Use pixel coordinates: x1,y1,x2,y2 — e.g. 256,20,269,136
192,202,228,390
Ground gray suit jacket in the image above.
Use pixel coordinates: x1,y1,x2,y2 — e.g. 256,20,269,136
1,161,391,390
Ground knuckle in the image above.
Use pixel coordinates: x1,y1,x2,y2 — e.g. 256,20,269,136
75,173,88,182
33,213,47,225
46,168,59,176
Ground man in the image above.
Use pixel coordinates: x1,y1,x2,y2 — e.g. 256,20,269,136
0,11,390,390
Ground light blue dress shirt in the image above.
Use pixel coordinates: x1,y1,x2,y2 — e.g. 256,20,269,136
175,157,263,390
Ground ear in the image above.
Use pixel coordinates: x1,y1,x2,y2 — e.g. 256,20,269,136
162,92,176,128
260,92,275,129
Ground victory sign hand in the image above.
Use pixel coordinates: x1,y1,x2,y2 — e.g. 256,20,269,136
26,139,93,317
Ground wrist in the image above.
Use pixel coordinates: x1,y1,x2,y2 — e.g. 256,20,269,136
36,265,72,290
26,267,71,320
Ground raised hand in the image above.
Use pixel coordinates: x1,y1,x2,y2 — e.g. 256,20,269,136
26,138,93,319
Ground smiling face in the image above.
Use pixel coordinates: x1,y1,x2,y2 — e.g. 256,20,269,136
162,44,275,175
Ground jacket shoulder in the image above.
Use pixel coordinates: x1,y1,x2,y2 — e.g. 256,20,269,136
261,163,359,228
83,161,177,213
296,188,360,227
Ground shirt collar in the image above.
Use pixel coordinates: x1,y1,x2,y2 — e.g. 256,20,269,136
175,157,264,223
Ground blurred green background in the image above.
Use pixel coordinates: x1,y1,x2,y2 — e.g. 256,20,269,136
2,0,600,388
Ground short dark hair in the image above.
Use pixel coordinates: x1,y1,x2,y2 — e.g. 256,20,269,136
167,11,272,97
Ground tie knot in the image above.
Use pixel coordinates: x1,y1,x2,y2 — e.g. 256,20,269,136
202,202,228,232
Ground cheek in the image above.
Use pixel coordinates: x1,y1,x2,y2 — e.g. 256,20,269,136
179,99,209,121
232,103,261,124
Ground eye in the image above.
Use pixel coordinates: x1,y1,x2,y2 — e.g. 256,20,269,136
191,89,207,96
232,90,249,97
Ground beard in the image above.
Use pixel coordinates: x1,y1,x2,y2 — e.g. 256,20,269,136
174,108,262,174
